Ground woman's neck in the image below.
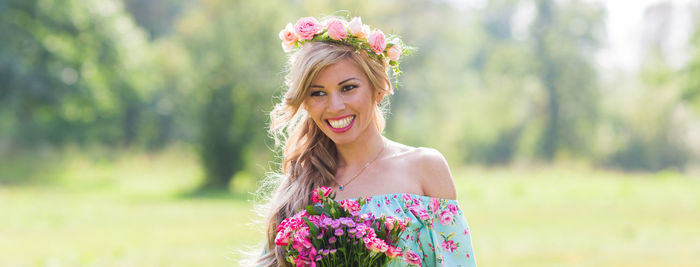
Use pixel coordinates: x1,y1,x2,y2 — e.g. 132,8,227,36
335,128,385,168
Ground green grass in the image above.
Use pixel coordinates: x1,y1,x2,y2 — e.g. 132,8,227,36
1,149,698,266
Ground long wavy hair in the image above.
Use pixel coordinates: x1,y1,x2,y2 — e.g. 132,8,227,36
247,41,393,266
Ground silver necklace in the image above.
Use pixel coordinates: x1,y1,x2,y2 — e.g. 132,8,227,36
336,143,386,191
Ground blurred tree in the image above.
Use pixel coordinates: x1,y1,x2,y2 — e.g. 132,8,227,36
531,0,604,161
122,0,193,39
174,0,289,190
603,2,691,171
0,0,155,148
683,8,700,106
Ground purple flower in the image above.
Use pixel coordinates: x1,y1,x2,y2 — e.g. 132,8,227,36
329,236,337,244
339,217,355,227
321,217,334,227
334,228,344,236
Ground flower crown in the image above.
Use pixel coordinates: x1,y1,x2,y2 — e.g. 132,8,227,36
279,16,412,77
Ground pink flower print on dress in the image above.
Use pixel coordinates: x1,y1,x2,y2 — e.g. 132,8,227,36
441,239,458,253
447,204,458,215
439,209,454,225
429,197,440,214
402,193,413,203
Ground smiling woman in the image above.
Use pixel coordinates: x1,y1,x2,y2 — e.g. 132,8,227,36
304,57,384,145
248,16,477,267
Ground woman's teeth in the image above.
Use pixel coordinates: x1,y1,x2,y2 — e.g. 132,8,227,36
328,115,354,129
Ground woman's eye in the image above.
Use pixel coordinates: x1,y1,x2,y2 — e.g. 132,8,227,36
342,85,357,92
310,91,326,97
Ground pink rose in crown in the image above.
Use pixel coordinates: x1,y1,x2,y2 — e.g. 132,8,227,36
387,43,402,62
279,23,298,44
279,23,298,52
348,17,370,39
294,17,321,40
368,30,386,55
326,19,347,41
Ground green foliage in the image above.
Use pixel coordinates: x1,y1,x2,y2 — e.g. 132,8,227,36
0,0,169,147
683,17,700,107
172,0,289,190
1,0,698,185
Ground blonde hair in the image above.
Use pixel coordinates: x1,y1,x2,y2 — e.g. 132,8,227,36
249,40,392,266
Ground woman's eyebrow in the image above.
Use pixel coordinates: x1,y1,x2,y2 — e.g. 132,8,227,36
338,77,359,85
310,77,359,88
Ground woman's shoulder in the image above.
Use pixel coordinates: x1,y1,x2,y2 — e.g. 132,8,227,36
386,141,457,200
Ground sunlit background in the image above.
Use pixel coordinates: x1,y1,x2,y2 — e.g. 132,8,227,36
1,0,699,266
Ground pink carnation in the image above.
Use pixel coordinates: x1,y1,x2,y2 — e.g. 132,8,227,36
339,199,360,213
274,228,292,246
326,19,347,41
403,249,422,266
368,30,386,55
294,17,321,40
312,186,333,203
384,217,396,231
363,236,389,253
292,227,312,251
385,245,403,258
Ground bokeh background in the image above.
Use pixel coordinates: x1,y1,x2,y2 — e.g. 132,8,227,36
1,0,699,266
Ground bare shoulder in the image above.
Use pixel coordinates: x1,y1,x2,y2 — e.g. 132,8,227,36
402,146,457,200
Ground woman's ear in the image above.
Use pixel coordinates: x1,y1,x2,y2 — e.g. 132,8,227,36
376,91,385,105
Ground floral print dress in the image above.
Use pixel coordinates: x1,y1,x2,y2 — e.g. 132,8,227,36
348,193,477,267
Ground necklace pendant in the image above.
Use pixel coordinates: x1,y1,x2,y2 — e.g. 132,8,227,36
339,185,344,191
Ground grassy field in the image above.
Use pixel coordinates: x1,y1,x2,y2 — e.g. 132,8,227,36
1,148,698,266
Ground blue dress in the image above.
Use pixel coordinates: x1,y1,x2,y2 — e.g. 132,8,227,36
348,193,477,267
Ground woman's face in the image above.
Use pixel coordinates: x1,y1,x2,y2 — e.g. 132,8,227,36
303,58,381,146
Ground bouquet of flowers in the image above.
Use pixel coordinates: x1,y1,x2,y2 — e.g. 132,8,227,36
274,186,422,267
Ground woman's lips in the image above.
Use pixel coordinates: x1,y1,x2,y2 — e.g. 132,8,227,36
326,115,355,133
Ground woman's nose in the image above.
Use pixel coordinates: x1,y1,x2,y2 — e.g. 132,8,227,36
327,93,345,112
